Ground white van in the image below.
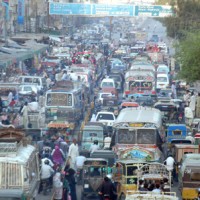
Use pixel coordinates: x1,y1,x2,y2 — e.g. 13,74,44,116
19,76,46,91
156,73,169,89
100,78,116,89
157,64,169,74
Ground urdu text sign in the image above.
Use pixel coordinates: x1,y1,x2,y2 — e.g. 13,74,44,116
135,5,173,17
91,4,134,16
49,3,91,15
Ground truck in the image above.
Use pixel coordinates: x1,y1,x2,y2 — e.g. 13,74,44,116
0,128,40,200
124,69,155,96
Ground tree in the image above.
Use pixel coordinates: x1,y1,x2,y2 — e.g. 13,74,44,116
175,31,200,82
162,0,200,39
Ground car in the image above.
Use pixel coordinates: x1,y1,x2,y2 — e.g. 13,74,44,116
109,73,124,92
158,88,172,100
156,73,170,90
100,78,116,89
157,64,169,74
18,85,38,96
154,99,177,112
95,111,116,127
96,92,113,104
135,95,154,106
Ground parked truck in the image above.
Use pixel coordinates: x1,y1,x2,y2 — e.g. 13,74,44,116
0,127,40,200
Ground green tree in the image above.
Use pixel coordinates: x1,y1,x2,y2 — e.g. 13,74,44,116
175,31,200,82
162,0,200,39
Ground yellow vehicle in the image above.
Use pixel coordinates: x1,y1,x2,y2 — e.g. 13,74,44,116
113,160,146,200
178,154,200,200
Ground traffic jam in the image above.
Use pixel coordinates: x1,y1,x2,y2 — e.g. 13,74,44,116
0,17,200,200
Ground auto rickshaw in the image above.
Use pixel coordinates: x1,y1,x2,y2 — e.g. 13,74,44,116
178,154,200,199
81,122,105,157
173,144,199,164
113,160,146,200
120,102,139,110
81,158,110,200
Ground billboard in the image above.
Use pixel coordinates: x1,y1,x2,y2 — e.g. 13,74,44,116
17,0,25,24
49,2,173,17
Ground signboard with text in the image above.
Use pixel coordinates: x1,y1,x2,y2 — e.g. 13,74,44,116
135,5,173,17
49,3,173,17
49,3,91,15
91,4,134,16
17,0,25,24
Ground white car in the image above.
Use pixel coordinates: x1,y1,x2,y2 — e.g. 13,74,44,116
156,73,169,89
95,111,116,127
100,78,116,89
157,64,169,74
18,85,38,95
97,92,113,104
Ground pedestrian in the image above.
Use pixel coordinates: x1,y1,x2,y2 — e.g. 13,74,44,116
104,133,111,150
61,71,70,81
171,81,177,99
184,105,194,126
152,183,161,194
183,90,191,106
51,145,65,166
20,102,29,128
90,114,96,122
89,140,100,153
196,93,200,118
189,92,196,116
53,171,63,200
99,176,117,200
66,168,77,200
63,172,71,200
68,139,79,170
46,76,52,89
0,97,3,113
7,91,13,105
162,178,170,192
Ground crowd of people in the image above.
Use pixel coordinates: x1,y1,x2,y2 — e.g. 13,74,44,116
38,135,117,200
139,178,170,193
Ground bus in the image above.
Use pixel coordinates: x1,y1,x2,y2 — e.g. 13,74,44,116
111,107,163,161
45,80,86,130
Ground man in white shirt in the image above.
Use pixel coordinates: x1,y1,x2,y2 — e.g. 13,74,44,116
75,153,86,169
104,134,111,149
68,139,79,169
184,106,194,126
61,71,70,80
41,160,54,180
171,82,177,99
89,140,100,153
152,184,161,194
164,155,175,171
41,157,54,168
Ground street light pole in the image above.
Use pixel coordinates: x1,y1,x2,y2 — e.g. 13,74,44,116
109,16,113,41
47,0,50,33
4,5,8,46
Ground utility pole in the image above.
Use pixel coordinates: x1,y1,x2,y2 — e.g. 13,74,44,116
109,16,113,41
3,3,8,46
47,0,50,33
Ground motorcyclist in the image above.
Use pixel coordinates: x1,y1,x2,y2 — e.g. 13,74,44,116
39,159,55,194
99,175,117,200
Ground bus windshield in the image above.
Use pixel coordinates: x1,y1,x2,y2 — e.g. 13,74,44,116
117,129,156,145
137,129,156,144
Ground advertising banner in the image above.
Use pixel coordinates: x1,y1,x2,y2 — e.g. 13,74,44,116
17,0,25,24
2,0,9,21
